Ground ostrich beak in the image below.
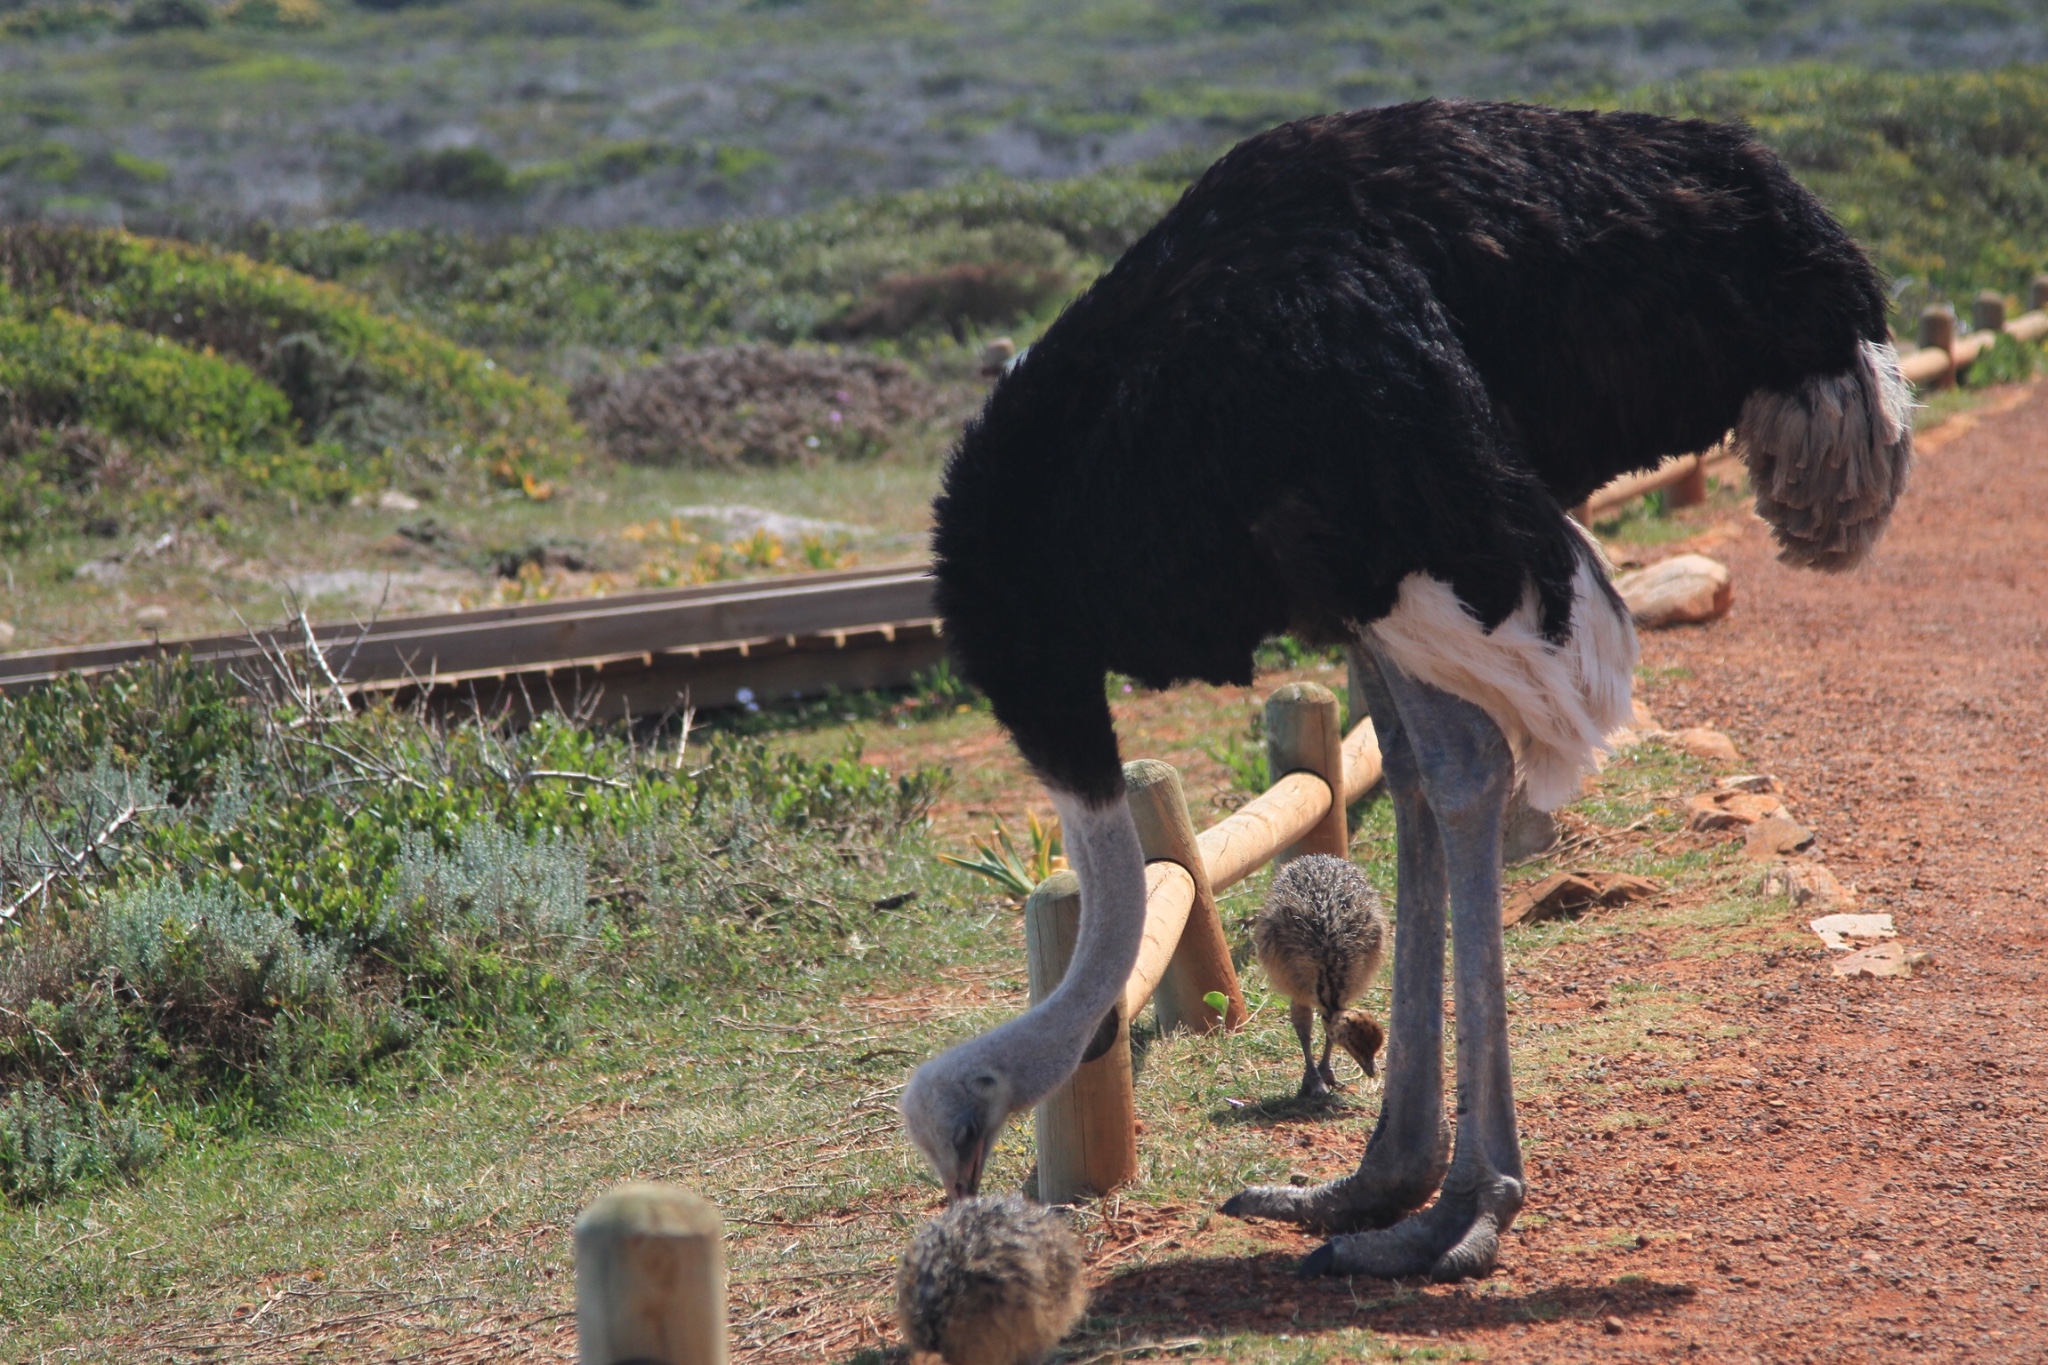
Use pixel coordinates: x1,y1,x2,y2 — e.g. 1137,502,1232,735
949,1138,987,1204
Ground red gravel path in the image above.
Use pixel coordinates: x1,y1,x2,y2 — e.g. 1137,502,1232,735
1592,383,2048,1360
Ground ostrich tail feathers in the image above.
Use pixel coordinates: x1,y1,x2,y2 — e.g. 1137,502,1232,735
1368,533,1638,813
1738,338,1913,572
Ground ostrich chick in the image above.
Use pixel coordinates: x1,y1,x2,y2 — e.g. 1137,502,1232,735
897,1195,1087,1365
1254,854,1388,1099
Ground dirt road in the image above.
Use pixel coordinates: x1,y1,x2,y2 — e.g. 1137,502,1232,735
1525,383,2048,1360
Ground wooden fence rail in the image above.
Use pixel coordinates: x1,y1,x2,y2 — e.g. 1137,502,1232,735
1030,680,1385,1203
0,564,942,718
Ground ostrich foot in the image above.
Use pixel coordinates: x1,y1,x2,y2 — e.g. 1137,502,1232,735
1299,1168,1524,1283
1294,1065,1333,1101
1219,1111,1450,1232
1317,1059,1341,1091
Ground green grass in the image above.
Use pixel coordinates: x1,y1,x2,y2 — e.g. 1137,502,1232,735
0,661,1809,1359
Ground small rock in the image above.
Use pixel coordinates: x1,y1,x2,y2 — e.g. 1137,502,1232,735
1614,553,1734,628
1716,773,1782,795
1603,1315,1626,1335
0,621,14,649
1762,862,1856,910
1503,871,1660,927
1669,727,1741,765
1809,912,1895,951
1744,815,1815,859
377,488,422,512
1687,789,1788,832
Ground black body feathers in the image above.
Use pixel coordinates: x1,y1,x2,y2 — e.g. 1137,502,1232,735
932,100,1891,800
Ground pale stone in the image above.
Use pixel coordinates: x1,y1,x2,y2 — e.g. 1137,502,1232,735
1808,911,1892,950
1687,789,1789,832
1614,553,1734,628
1744,814,1815,858
1670,727,1741,765
377,488,422,512
0,621,14,649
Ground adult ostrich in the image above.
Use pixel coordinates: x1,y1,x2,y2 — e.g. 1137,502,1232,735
902,99,1909,1281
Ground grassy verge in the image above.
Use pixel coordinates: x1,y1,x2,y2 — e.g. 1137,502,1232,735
0,659,1811,1361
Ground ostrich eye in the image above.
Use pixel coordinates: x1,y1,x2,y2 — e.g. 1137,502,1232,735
970,1071,998,1093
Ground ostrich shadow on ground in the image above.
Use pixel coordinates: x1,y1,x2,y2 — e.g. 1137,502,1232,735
1204,1088,1380,1128
1067,1250,1695,1351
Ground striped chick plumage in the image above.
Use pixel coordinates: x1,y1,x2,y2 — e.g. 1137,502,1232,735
1253,854,1388,1098
896,1195,1087,1365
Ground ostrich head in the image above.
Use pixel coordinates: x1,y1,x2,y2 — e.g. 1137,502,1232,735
900,789,1150,1202
901,1043,1016,1203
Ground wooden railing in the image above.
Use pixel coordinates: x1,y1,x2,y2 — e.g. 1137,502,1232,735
1026,675,1385,1202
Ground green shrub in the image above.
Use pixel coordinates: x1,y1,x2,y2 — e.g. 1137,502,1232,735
122,0,211,30
228,169,1186,355
1963,330,2041,387
382,147,514,201
0,302,292,451
0,224,581,475
0,655,947,1203
0,1085,161,1204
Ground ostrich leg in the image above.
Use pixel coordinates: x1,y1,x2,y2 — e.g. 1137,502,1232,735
1221,649,1451,1230
1302,654,1524,1282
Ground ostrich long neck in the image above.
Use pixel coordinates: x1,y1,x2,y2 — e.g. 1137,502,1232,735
980,790,1149,1110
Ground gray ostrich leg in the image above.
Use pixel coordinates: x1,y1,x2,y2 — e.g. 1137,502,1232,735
1221,647,1451,1230
1304,649,1525,1281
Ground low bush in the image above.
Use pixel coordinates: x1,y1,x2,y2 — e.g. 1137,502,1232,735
572,344,973,467
224,170,1187,356
0,653,946,1204
0,224,580,470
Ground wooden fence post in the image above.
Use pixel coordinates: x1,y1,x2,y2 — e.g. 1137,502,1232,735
2032,276,2048,313
1123,759,1246,1035
1026,870,1138,1203
1667,452,1709,509
1974,290,2008,335
574,1183,728,1365
1265,682,1347,867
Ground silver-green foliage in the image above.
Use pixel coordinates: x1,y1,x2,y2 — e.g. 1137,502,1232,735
392,823,592,943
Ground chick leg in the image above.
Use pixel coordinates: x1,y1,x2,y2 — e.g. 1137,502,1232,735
1317,1014,1340,1091
1291,1000,1328,1099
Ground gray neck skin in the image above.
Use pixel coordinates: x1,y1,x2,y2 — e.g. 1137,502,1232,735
960,790,1148,1111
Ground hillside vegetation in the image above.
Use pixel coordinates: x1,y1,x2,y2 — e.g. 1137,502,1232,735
0,655,943,1204
0,226,579,546
184,63,2048,385
2,0,2044,230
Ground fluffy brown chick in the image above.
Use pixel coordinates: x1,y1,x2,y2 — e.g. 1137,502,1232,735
1253,853,1388,1099
896,1194,1087,1365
